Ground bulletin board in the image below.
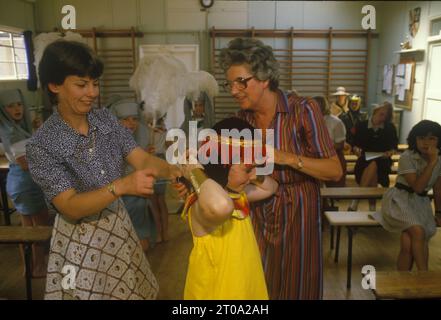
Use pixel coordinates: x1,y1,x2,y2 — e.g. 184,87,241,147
394,59,416,110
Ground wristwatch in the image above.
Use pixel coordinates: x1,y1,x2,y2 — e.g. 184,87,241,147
296,156,303,170
107,182,118,197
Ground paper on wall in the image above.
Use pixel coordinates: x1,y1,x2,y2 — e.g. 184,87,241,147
382,64,393,94
396,64,405,76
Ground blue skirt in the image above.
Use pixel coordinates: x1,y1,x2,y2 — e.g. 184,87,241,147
6,164,48,215
121,195,156,242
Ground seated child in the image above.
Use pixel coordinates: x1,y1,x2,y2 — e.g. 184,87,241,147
375,120,441,271
179,117,278,300
109,99,156,252
0,89,50,278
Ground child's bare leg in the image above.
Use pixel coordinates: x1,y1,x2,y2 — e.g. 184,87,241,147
158,195,169,242
407,225,428,271
150,195,163,243
140,238,150,254
397,231,413,271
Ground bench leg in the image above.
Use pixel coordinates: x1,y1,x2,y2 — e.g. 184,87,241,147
0,175,11,226
330,226,334,250
347,227,353,289
24,243,32,300
334,226,341,263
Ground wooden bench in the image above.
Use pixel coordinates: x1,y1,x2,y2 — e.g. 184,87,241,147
373,271,441,299
0,226,53,300
324,211,380,289
346,162,399,175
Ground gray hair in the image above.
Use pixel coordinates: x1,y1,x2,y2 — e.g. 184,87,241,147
313,95,330,116
218,38,280,91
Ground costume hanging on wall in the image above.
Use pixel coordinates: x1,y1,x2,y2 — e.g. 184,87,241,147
129,54,218,130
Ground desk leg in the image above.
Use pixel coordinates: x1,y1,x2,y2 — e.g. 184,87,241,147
334,226,341,263
24,243,32,300
346,227,353,289
330,226,334,250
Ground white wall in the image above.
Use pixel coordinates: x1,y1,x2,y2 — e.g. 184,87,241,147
376,1,441,142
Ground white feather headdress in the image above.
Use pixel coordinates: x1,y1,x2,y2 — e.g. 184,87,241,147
33,31,85,87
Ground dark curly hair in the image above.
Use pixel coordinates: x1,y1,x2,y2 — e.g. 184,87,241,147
218,38,280,91
407,120,441,154
39,40,103,104
202,117,257,187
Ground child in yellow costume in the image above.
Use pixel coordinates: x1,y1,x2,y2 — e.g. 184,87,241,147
179,117,278,300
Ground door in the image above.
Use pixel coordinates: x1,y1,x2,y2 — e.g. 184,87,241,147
423,42,441,120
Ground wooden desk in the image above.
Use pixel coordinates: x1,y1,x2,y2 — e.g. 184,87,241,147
320,187,433,200
344,154,400,162
374,271,441,299
397,144,408,152
325,211,380,289
0,226,53,300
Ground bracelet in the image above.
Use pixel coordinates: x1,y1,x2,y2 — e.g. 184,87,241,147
107,182,118,198
189,168,208,195
250,175,265,186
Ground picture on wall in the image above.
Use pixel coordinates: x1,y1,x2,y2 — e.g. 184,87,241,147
409,7,421,38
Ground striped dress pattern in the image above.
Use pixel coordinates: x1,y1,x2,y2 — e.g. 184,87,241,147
237,90,336,300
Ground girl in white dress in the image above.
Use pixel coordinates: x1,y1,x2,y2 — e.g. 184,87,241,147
376,120,441,271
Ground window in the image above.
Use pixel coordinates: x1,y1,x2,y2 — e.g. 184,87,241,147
430,17,441,37
0,29,28,80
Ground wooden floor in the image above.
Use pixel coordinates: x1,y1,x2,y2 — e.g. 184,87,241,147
1,176,440,300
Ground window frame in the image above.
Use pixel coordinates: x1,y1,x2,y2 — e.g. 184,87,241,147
0,26,28,81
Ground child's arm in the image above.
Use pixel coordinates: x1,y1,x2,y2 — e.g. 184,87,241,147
403,148,439,194
244,176,279,202
192,177,234,230
180,160,234,235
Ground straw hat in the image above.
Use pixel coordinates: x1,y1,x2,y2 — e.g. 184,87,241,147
331,86,351,96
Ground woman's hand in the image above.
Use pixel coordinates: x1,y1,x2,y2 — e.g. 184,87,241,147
16,155,29,171
383,150,395,158
117,168,157,197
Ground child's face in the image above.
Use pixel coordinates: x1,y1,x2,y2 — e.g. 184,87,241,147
193,101,205,117
226,163,257,192
120,116,139,133
372,108,388,125
337,95,347,105
5,101,24,121
416,134,439,154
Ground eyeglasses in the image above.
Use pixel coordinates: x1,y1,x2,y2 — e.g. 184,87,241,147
222,76,254,92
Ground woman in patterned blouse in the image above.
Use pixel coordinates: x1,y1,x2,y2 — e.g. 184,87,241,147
219,38,342,299
26,40,181,300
